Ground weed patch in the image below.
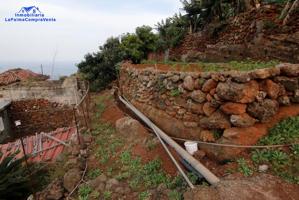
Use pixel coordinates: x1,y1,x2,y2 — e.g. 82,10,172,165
237,158,253,176
250,116,299,184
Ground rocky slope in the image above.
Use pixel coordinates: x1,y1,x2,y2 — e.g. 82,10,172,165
168,5,299,63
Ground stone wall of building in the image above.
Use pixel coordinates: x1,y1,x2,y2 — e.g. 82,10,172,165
120,63,299,159
0,77,83,106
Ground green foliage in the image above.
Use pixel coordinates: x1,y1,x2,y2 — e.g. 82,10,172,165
252,149,290,166
77,37,123,91
78,185,92,200
156,13,188,49
139,191,150,200
119,151,171,190
168,190,183,200
228,60,279,71
170,88,181,97
87,168,101,179
0,153,31,199
78,26,159,90
121,33,144,64
136,26,159,56
291,144,299,157
103,191,112,199
91,191,100,199
251,116,299,184
142,60,279,72
212,130,223,140
259,116,299,145
237,158,253,176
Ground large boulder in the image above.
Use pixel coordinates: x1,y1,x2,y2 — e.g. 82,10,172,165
202,79,218,92
216,80,259,103
249,67,280,79
184,174,299,200
279,63,299,77
264,79,281,99
190,102,204,114
274,76,299,92
190,90,206,103
183,75,194,91
199,111,231,129
116,117,142,135
63,168,82,192
87,174,108,189
36,178,64,200
230,113,257,128
220,103,247,115
247,99,279,122
203,102,217,116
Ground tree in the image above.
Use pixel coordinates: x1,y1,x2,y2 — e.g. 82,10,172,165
180,0,203,33
135,25,159,56
156,13,189,49
77,37,123,91
120,33,144,64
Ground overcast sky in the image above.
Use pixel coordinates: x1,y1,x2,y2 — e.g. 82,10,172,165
0,0,181,76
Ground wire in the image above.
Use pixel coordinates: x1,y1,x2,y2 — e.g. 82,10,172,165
170,136,299,149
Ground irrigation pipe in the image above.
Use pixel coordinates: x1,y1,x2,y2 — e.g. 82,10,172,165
119,95,220,185
120,96,194,188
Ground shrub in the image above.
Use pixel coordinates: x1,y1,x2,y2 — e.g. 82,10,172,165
0,153,31,199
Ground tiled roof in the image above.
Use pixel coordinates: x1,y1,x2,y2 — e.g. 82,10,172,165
0,68,48,86
0,127,76,163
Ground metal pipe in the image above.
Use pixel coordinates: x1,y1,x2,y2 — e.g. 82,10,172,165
41,132,70,147
119,95,220,185
152,126,195,188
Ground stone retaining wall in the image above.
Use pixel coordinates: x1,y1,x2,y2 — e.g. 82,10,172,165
120,63,299,159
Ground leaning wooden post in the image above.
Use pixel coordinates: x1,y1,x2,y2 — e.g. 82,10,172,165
73,107,81,145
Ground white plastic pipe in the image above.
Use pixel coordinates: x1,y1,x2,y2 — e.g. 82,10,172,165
119,96,220,185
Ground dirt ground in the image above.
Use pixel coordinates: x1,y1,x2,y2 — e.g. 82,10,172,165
88,89,299,199
100,90,179,176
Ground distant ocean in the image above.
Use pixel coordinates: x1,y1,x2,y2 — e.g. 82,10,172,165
0,61,78,80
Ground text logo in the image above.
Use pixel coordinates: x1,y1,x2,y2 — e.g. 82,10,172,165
4,6,56,22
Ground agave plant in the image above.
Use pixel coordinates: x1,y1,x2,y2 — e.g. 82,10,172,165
0,152,31,200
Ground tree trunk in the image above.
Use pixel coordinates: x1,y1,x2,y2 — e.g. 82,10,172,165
283,0,299,25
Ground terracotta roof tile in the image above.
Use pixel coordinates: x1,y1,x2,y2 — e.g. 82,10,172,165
0,127,76,163
0,68,48,86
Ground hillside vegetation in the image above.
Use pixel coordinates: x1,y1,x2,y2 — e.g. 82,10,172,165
77,0,298,91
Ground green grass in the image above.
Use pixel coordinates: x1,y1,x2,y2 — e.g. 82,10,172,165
142,60,279,72
78,185,92,200
259,116,299,145
170,88,181,97
87,168,101,179
139,191,150,200
250,116,299,184
103,191,112,199
85,92,191,198
119,151,177,190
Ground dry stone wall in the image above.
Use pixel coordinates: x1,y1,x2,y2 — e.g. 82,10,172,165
120,63,299,158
